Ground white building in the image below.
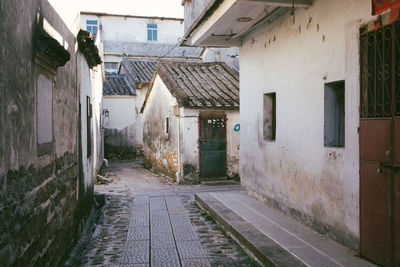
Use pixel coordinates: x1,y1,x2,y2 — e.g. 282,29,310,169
80,12,204,73
182,0,400,265
77,29,104,193
141,61,240,183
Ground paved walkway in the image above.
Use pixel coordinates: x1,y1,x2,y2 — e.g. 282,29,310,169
66,161,255,267
196,191,377,267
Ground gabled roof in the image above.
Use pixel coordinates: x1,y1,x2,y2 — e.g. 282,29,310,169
103,74,135,96
120,58,157,85
142,61,239,112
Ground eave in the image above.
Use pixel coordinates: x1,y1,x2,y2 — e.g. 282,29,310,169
183,0,312,47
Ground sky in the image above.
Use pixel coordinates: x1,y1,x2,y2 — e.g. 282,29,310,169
79,0,184,18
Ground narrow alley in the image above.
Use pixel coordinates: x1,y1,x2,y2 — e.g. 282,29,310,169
2,0,400,266
66,160,257,267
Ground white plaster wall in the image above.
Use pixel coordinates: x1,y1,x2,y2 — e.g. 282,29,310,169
81,15,183,44
134,86,149,146
142,75,179,179
180,108,240,180
226,110,240,177
90,63,104,175
103,96,136,130
180,108,200,181
239,0,375,246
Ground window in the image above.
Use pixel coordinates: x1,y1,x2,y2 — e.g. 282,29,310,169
86,20,98,36
87,96,92,158
147,24,158,41
37,74,53,155
165,116,170,134
263,93,276,141
324,80,345,147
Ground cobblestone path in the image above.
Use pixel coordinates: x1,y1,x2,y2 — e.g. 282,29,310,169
66,160,258,267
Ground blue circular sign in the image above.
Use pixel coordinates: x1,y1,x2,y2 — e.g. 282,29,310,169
234,124,240,132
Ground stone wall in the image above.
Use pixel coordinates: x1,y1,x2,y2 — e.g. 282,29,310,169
0,0,93,265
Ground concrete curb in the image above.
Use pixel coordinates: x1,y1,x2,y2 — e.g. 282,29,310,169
195,192,306,267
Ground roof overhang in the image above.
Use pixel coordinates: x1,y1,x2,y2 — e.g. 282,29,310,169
182,0,312,47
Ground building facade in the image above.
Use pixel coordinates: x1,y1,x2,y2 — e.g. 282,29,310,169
182,0,400,266
141,61,240,183
0,1,103,265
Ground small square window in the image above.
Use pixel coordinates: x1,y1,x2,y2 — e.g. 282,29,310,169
147,24,158,41
324,80,345,147
86,20,98,36
263,92,276,141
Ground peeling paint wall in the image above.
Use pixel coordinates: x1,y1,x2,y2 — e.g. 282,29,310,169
143,75,240,183
179,108,240,182
239,0,375,249
0,0,97,265
142,75,179,180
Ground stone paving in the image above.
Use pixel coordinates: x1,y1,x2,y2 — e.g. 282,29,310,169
66,160,257,267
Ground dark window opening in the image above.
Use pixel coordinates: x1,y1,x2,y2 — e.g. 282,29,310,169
324,80,345,147
263,93,276,141
87,96,92,158
165,117,170,134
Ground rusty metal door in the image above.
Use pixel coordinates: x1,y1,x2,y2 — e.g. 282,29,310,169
360,21,400,266
199,115,226,178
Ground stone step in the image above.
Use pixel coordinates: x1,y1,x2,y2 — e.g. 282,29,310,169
195,191,377,267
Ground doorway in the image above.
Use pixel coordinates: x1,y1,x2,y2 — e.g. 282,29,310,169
199,114,227,178
360,21,400,266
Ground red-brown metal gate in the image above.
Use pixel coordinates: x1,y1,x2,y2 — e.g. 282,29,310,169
360,21,400,267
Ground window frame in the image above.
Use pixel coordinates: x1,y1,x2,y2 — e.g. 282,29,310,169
147,24,158,41
324,80,345,148
263,92,276,142
86,20,98,36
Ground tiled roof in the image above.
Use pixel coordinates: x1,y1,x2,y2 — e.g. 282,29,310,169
103,74,135,95
155,62,239,109
120,59,157,84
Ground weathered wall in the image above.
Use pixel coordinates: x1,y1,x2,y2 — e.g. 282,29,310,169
78,52,103,192
142,75,179,180
0,0,95,265
202,47,240,72
91,36,105,175
226,110,240,178
180,108,240,182
239,0,375,249
103,96,137,154
182,0,214,34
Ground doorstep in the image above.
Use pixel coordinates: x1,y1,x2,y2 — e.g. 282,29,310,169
195,191,376,267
